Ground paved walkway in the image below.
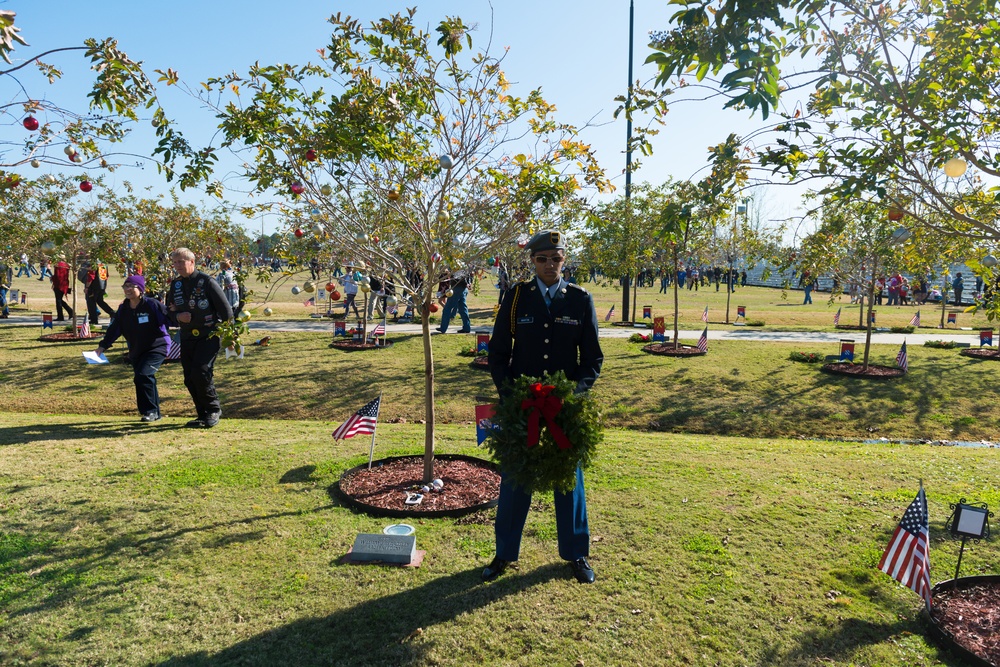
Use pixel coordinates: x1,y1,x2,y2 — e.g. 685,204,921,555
2,313,984,345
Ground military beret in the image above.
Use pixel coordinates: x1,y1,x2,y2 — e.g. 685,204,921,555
524,229,565,253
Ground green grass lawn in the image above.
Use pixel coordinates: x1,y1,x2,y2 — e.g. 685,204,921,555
4,268,999,666
1,414,996,666
3,325,1000,442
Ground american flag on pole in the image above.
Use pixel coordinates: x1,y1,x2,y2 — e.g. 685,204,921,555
79,320,90,338
370,322,385,336
896,340,908,372
332,396,381,441
878,487,932,609
604,304,615,322
833,307,841,326
909,310,920,327
701,306,709,323
696,326,708,352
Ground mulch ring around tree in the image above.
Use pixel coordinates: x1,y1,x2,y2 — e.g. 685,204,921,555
38,332,102,343
928,576,1000,667
820,362,905,378
960,348,1000,361
469,356,489,371
328,340,394,351
335,454,500,518
641,343,706,356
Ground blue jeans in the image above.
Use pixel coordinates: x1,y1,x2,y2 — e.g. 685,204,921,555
132,348,166,415
803,285,813,304
438,289,470,332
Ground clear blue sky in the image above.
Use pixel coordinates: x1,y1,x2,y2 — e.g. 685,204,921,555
10,1,803,236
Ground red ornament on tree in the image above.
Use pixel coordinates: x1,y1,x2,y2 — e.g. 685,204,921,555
325,282,336,293
429,303,440,313
79,181,93,193
291,182,305,195
23,116,39,131
294,228,304,238
305,149,317,161
331,290,341,301
888,208,905,221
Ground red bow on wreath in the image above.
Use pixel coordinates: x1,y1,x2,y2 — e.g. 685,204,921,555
521,382,571,450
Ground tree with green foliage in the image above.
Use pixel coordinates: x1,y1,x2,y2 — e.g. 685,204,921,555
189,11,611,482
643,0,1000,297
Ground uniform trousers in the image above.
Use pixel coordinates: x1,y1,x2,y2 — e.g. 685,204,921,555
180,336,221,417
131,348,166,416
494,466,590,562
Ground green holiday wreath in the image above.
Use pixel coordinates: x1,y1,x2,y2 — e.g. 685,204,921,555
483,371,603,494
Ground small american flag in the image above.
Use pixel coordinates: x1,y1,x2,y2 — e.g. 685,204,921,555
370,322,385,336
896,340,908,372
696,326,708,352
878,487,931,608
604,304,615,322
701,306,709,323
833,307,841,326
166,334,181,360
332,396,381,441
909,310,920,327
80,321,90,338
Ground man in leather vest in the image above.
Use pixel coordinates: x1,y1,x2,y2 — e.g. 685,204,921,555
484,229,603,584
167,247,234,428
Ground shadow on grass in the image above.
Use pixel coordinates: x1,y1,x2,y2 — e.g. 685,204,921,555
763,616,967,666
156,564,564,667
0,420,186,446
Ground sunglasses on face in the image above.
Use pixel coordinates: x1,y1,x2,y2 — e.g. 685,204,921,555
533,254,565,264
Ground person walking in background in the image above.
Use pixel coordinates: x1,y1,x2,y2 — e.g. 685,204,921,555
485,229,603,585
37,258,51,280
340,266,361,318
953,273,965,305
216,259,240,310
167,247,234,429
803,275,814,304
85,260,116,327
93,275,170,423
51,254,74,321
437,271,471,334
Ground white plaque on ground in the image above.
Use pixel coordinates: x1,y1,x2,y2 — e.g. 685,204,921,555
350,533,416,564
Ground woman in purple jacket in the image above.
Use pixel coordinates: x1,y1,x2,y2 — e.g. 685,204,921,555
93,275,171,422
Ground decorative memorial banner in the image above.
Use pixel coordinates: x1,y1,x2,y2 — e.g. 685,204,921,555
476,333,490,353
981,329,993,347
317,289,327,301
840,340,855,362
334,321,346,336
870,310,877,325
10,289,18,303
42,312,53,329
19,291,26,304
737,305,746,319
947,312,957,325
642,305,652,320
475,403,499,445
652,316,666,342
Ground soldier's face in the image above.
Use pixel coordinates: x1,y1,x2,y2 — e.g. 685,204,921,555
532,251,565,286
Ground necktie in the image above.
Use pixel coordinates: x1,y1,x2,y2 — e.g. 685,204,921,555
544,287,552,308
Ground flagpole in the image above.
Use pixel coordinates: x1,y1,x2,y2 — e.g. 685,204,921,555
367,391,383,469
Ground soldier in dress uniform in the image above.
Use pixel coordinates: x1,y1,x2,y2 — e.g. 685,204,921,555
484,229,603,584
167,247,234,428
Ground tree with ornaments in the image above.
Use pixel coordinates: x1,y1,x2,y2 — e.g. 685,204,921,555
189,11,612,483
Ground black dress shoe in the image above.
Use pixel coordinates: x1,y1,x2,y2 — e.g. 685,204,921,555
456,329,471,334
481,557,511,582
571,557,595,584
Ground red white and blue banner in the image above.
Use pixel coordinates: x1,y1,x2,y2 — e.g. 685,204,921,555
477,333,490,352
981,329,993,347
653,316,666,342
42,312,53,329
737,305,746,319
947,312,957,325
334,321,346,336
870,310,877,325
840,340,855,362
642,305,652,319
475,403,499,445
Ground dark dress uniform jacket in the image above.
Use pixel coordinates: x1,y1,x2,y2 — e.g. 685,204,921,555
489,279,603,396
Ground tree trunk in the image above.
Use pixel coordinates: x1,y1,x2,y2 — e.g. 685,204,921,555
631,271,639,324
672,247,680,349
724,259,733,324
621,275,630,322
863,259,878,371
857,293,864,328
940,275,949,328
421,297,435,484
